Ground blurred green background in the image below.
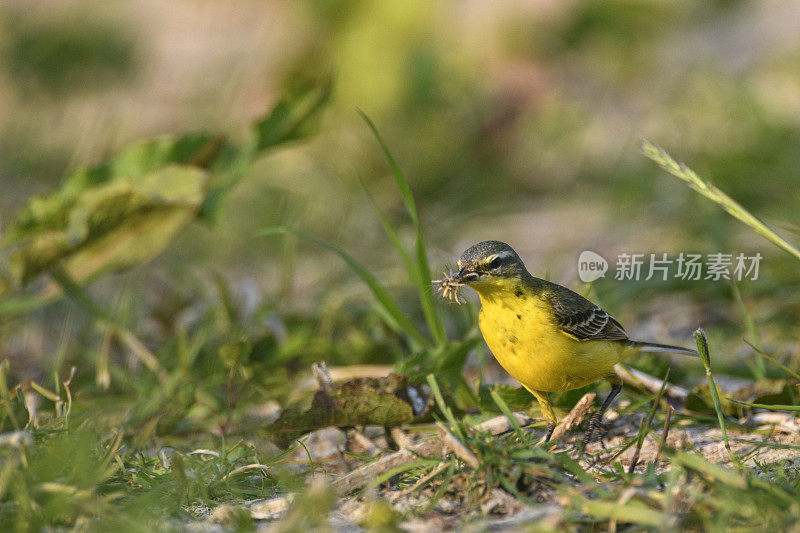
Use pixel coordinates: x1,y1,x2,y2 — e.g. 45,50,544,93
2,0,800,391
2,1,800,527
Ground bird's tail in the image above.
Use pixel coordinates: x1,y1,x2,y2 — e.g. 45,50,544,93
629,340,698,357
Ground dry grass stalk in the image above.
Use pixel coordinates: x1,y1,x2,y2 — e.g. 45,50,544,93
615,365,688,400
389,427,413,449
549,392,596,443
436,421,480,469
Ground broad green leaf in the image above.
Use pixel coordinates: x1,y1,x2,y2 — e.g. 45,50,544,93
203,79,331,221
3,134,224,246
0,80,330,313
253,76,332,153
268,373,425,443
9,165,207,286
198,143,250,222
61,206,197,283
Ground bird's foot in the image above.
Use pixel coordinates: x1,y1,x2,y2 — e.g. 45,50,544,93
576,413,605,460
544,423,555,443
582,412,603,448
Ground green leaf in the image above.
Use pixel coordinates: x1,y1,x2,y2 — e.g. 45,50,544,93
197,143,250,223
1,80,332,307
397,338,479,392
9,165,207,286
253,76,332,153
671,451,747,488
478,384,535,413
643,140,800,262
203,78,331,221
357,110,446,346
3,134,224,247
256,226,427,349
490,387,525,439
576,497,666,527
268,373,422,442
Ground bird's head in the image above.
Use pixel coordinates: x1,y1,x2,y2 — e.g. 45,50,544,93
452,241,527,294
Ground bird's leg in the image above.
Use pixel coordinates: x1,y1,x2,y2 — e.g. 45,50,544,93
582,378,623,448
529,389,557,443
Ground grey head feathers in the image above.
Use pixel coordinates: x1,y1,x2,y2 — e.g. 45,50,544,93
457,241,529,278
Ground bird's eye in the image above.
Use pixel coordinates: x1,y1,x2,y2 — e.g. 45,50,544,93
488,256,502,269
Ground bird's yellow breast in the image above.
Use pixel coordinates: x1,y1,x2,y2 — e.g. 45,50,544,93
475,282,632,393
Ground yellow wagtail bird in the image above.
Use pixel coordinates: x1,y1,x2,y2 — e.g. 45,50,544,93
435,240,697,445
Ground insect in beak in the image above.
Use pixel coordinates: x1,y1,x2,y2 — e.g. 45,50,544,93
432,270,466,304
432,268,479,304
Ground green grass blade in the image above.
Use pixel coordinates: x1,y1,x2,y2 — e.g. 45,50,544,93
728,399,800,411
642,140,800,262
364,459,437,494
29,381,59,402
414,235,445,346
489,387,524,440
426,374,464,440
355,176,445,345
576,498,666,528
639,369,669,449
0,361,20,429
422,463,455,513
356,174,415,276
629,369,670,473
671,451,747,488
731,282,765,380
256,226,427,349
357,110,419,225
695,328,734,462
0,293,58,317
51,268,168,383
742,339,800,381
357,110,446,347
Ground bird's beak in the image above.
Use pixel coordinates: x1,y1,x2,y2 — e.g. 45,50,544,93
454,267,480,284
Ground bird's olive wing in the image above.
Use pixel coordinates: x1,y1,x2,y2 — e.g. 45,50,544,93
548,287,628,341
